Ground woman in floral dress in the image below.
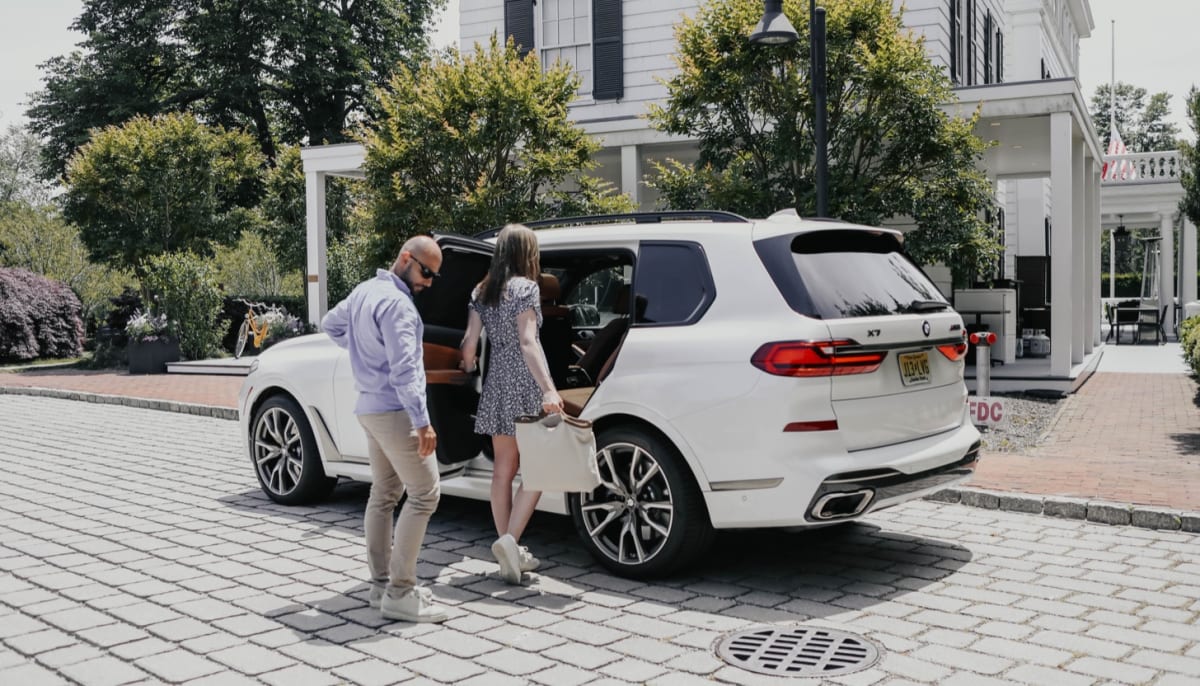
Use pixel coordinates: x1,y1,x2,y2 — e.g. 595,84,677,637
459,224,564,584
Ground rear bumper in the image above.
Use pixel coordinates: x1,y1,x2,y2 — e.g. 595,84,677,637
703,421,980,529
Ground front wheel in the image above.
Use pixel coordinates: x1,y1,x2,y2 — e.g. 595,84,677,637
569,426,713,578
235,320,249,358
250,394,336,504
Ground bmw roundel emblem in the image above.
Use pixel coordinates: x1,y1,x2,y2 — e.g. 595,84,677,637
921,320,931,337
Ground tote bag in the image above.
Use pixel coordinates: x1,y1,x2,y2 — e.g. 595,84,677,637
514,414,601,492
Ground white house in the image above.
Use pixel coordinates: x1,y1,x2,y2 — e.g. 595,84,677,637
301,0,1196,392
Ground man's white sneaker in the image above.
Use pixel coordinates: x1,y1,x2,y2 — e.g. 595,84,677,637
379,585,447,623
518,545,540,572
491,534,523,584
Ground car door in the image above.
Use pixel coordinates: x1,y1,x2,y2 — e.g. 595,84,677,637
329,234,495,470
415,234,495,467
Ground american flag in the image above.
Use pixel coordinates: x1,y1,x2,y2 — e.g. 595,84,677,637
1101,124,1137,180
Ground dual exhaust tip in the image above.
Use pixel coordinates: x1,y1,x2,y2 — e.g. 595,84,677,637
811,489,874,520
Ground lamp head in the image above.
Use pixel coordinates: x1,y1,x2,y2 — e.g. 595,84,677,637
1114,214,1129,238
750,0,799,45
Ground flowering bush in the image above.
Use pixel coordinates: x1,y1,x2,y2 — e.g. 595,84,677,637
257,307,313,344
0,267,84,362
124,309,176,344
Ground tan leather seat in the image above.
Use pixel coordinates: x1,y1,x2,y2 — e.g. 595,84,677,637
572,285,630,385
537,273,574,386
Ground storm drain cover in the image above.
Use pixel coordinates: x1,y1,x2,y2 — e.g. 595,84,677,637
715,626,881,678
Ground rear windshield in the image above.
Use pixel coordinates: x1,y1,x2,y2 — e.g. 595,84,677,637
754,230,946,319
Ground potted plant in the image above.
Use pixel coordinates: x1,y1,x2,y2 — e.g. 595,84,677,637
125,309,181,373
260,308,314,350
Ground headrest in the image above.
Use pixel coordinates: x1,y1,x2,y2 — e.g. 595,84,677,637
612,284,631,315
537,273,561,302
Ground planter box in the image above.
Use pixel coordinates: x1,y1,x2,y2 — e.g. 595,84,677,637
128,338,181,374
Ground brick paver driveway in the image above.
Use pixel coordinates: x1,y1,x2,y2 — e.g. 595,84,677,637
3,396,1200,685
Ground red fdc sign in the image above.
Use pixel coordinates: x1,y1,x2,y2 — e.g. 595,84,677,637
969,396,1006,427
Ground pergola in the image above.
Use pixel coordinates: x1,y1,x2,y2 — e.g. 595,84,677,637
300,143,365,326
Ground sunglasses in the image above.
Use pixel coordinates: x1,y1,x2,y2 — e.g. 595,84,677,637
410,254,440,280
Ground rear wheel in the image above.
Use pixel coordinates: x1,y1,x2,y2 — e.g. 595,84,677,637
569,426,713,578
250,394,336,504
235,320,249,358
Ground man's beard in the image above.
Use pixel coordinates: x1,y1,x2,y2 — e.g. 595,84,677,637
398,263,423,293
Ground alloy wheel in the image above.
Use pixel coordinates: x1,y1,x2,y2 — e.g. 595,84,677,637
578,441,675,565
254,407,304,496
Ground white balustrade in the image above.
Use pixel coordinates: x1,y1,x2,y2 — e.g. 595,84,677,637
1101,150,1183,184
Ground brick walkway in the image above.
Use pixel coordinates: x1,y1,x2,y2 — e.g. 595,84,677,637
3,352,1199,511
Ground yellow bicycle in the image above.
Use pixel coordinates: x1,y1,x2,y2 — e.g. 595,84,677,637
234,299,281,359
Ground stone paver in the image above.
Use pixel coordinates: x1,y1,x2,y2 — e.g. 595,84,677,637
2,395,1200,685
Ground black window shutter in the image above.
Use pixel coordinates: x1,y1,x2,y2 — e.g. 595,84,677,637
505,0,535,57
966,0,976,85
592,0,624,100
983,12,992,84
996,31,1003,82
949,0,958,84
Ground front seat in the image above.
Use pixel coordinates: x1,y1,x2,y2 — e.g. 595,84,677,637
570,284,632,386
537,273,574,386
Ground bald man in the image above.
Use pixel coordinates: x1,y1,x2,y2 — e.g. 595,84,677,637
322,235,447,623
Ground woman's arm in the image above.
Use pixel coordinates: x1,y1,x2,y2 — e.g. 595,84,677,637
459,309,483,372
517,309,563,413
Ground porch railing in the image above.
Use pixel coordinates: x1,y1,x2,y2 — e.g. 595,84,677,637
1102,150,1183,184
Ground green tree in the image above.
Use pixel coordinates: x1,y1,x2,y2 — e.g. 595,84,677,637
260,145,359,275
1,125,55,206
1180,87,1200,228
210,229,303,298
363,35,634,262
26,0,445,179
647,0,997,281
141,250,225,360
1090,82,1181,152
0,202,133,325
62,113,264,273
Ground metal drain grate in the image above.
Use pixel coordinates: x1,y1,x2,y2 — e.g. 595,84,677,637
715,626,880,678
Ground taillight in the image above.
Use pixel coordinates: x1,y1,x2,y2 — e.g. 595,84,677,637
937,331,969,362
751,340,886,377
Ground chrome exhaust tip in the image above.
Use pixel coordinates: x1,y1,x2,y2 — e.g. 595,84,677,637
811,489,874,520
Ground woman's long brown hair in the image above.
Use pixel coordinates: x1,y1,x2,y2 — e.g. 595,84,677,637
477,224,540,307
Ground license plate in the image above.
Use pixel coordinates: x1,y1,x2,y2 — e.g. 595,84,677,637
898,351,931,386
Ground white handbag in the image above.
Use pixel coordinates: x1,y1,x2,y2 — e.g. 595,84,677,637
514,414,601,493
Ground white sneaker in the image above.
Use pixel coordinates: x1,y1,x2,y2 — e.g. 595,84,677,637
380,585,447,623
491,534,523,584
518,545,540,572
368,580,386,609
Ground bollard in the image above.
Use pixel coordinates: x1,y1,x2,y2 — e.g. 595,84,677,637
969,331,997,397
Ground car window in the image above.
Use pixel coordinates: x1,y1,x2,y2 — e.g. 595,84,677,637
632,241,715,326
754,229,946,319
563,265,630,328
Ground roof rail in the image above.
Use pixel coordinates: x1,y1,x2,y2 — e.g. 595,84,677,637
472,210,750,239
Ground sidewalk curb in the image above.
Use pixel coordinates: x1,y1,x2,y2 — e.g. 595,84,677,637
925,486,1200,533
4,386,1198,534
0,385,238,421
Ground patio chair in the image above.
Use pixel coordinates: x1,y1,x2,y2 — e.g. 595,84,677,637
1111,303,1141,344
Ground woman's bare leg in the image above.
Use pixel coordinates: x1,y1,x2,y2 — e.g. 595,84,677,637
507,484,542,542
490,435,519,537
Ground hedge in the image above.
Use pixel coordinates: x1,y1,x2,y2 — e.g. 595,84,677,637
1181,316,1200,377
0,267,84,362
1101,272,1200,298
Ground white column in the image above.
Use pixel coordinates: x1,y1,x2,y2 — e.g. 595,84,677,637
1085,163,1099,350
305,171,328,326
1160,212,1175,330
1182,218,1198,312
1071,140,1085,364
621,145,641,209
1049,112,1074,377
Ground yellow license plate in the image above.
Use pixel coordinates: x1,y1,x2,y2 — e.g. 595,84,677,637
898,351,931,386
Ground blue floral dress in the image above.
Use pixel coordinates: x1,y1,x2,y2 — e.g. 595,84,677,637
471,277,543,436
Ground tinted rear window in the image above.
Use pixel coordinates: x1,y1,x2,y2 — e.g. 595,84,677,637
754,230,946,319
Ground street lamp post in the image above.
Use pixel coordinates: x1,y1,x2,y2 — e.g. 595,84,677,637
750,0,829,218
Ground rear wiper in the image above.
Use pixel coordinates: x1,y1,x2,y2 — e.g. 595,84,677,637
902,299,950,313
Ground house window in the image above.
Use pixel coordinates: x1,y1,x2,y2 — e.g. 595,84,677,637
540,0,593,96
983,12,992,84
504,0,624,101
966,0,976,85
995,207,1006,279
949,0,963,85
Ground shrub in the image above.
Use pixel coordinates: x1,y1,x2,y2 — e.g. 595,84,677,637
141,252,224,360
124,309,176,343
1181,315,1200,376
0,267,83,362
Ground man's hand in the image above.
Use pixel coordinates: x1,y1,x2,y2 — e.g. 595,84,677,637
416,425,437,459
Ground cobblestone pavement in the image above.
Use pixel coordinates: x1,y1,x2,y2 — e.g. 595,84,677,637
3,396,1200,686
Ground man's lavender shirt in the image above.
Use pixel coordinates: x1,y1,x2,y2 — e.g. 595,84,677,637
321,269,430,428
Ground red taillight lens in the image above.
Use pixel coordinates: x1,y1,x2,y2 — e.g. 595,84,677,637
751,340,886,377
937,342,968,361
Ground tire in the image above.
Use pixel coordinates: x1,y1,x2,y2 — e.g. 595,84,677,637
235,320,249,359
569,425,714,578
250,394,336,505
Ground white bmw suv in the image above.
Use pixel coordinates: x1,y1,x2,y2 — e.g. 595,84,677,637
239,210,980,578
